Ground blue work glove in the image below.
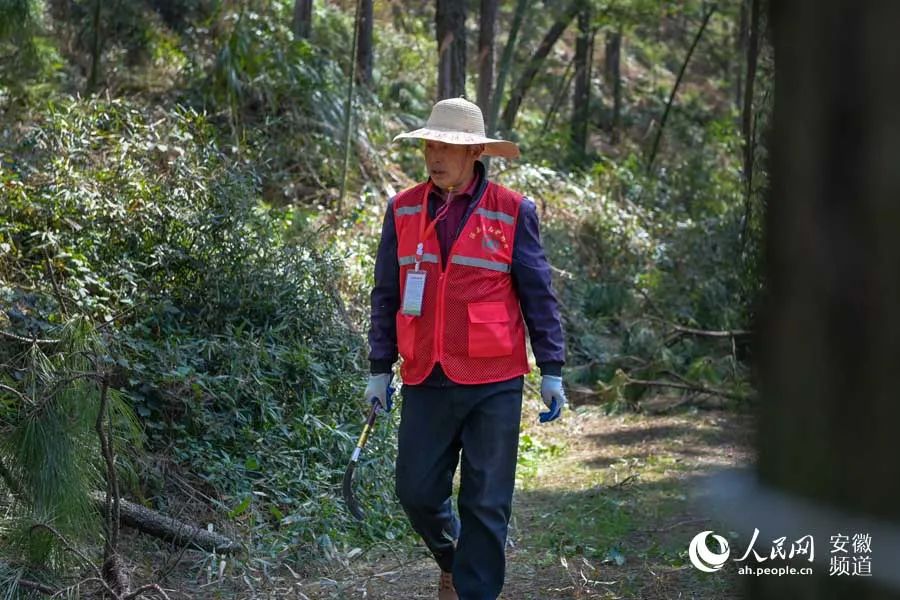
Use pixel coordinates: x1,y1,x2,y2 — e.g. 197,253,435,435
365,373,394,413
539,375,567,423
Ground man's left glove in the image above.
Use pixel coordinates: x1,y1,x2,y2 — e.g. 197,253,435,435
365,373,394,413
539,375,567,423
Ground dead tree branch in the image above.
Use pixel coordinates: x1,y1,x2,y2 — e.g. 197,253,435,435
15,578,57,595
667,323,752,338
0,330,60,344
123,583,173,600
624,374,751,402
90,493,240,554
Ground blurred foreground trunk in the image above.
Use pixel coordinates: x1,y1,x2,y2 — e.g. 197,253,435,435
755,1,900,598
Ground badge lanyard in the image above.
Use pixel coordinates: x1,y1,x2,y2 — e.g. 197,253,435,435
402,182,455,316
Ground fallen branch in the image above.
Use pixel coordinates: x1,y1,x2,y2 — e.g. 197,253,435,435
123,583,173,600
624,375,751,403
18,574,173,599
0,330,61,344
90,493,240,554
633,298,753,341
667,323,752,339
611,474,640,489
15,578,57,595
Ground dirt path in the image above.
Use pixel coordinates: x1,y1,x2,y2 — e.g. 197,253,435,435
293,402,755,600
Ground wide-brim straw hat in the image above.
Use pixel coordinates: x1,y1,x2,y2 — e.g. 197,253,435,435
393,97,520,159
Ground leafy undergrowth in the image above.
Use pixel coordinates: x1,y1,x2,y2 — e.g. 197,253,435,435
155,393,753,599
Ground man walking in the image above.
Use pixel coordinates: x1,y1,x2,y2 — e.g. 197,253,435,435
366,97,566,600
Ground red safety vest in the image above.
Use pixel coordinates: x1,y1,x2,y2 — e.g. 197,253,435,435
393,180,530,385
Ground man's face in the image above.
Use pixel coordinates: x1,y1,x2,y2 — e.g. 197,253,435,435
424,140,484,191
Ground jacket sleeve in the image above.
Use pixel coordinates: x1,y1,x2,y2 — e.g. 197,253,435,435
511,197,566,376
368,198,400,373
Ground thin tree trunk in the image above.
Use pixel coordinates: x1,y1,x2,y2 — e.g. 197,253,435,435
356,0,373,85
739,0,761,244
543,55,575,133
87,0,102,93
500,0,580,135
606,27,623,144
292,0,312,39
741,0,761,187
735,0,748,110
338,0,362,213
488,0,528,136
570,3,591,158
645,6,716,173
752,2,900,598
477,0,498,123
435,0,467,99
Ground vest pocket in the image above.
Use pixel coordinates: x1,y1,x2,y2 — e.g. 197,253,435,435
397,313,416,360
467,301,513,358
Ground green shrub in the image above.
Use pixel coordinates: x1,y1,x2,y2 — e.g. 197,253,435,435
0,98,406,563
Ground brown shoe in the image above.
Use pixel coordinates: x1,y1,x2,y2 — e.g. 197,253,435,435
438,570,458,600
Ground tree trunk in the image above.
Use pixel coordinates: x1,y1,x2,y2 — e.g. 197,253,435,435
292,0,312,39
477,0,498,125
87,0,103,93
735,0,748,110
542,55,575,133
356,0,373,85
570,3,591,158
645,6,716,172
435,0,467,99
338,0,362,212
606,27,622,144
753,1,900,598
499,0,580,135
741,0,761,187
488,0,528,136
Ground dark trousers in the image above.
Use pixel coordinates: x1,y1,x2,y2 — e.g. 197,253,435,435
395,376,523,600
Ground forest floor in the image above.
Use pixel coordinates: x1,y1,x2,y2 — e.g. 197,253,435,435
121,398,754,599
286,400,755,600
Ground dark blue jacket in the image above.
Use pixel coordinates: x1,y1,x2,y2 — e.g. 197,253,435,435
368,161,565,385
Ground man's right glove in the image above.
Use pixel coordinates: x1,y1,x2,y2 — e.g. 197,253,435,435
539,375,567,423
365,373,394,413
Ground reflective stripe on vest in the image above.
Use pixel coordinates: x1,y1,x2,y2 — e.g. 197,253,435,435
399,253,439,266
475,207,515,224
450,254,511,273
396,205,422,216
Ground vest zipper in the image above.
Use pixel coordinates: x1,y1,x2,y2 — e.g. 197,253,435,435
436,268,447,362
432,183,490,370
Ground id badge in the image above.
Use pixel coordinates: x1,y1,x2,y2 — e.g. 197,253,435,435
401,270,427,316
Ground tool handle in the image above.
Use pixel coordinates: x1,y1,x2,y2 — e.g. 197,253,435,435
369,384,395,413
350,402,379,463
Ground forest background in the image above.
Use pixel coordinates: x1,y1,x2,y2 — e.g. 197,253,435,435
0,0,776,597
